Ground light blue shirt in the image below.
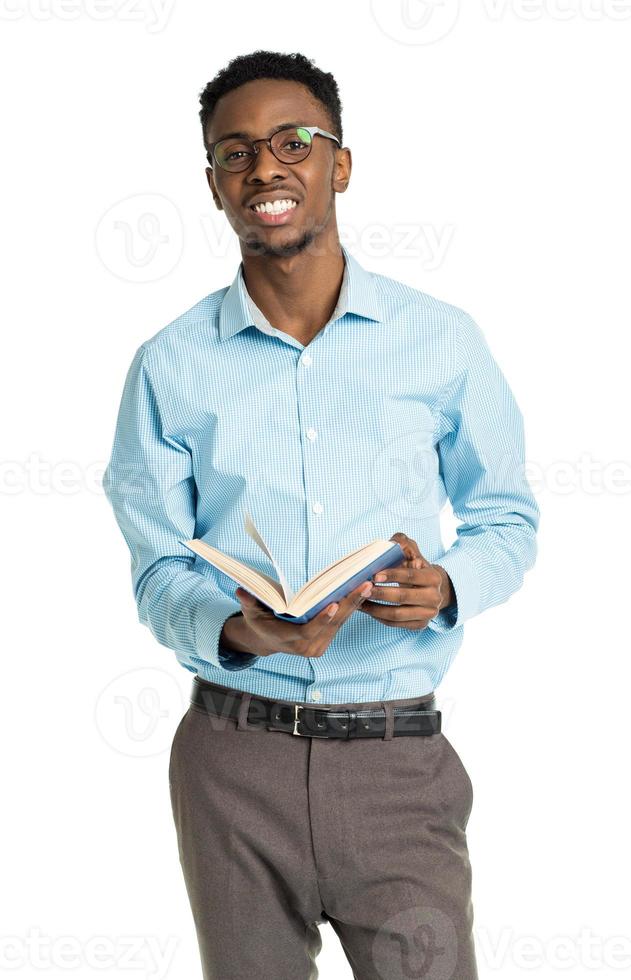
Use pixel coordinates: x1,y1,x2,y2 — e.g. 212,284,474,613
102,244,539,704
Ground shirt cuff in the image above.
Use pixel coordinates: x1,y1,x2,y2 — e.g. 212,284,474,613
196,599,259,670
425,547,481,633
217,645,260,671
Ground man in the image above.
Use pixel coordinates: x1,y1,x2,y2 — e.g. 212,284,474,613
102,50,539,980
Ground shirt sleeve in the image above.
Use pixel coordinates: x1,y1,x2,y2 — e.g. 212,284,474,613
102,344,259,673
426,311,540,634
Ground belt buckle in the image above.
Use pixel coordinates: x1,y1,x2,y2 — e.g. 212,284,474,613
292,703,332,737
292,704,305,735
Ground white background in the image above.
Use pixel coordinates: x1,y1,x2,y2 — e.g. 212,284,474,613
2,1,630,977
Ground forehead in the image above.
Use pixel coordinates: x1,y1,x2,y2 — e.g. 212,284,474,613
206,78,326,142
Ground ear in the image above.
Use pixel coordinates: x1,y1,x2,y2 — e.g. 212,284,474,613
205,167,223,210
332,146,352,194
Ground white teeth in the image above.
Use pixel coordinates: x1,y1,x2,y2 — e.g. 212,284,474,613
252,199,297,214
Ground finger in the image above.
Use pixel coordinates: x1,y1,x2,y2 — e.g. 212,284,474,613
403,536,422,560
325,581,373,626
311,581,373,650
400,538,432,570
388,533,412,561
369,585,416,605
358,607,436,631
390,533,423,561
358,601,439,622
340,580,374,618
370,580,440,605
358,606,431,630
373,564,438,585
374,558,421,583
313,599,343,628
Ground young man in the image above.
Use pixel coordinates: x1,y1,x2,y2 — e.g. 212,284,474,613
103,50,539,980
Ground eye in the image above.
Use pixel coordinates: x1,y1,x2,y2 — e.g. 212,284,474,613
280,139,309,154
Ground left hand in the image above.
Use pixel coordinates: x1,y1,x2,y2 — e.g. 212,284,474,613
357,533,454,630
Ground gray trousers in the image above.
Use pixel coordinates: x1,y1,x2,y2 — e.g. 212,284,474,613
168,679,478,979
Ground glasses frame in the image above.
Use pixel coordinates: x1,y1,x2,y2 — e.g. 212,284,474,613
206,125,341,173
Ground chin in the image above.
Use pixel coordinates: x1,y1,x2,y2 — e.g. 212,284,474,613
242,230,316,258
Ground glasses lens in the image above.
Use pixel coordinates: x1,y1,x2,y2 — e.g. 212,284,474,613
270,127,313,163
213,127,314,171
214,139,255,172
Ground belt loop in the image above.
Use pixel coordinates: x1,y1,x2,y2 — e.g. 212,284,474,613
236,692,253,732
380,701,395,740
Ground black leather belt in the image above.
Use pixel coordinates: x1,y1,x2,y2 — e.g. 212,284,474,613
190,676,441,739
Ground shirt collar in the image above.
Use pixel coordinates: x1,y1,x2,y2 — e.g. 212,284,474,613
218,244,383,342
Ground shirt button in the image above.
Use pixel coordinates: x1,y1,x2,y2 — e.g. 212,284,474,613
306,428,317,441
301,354,312,366
312,501,324,514
311,690,322,700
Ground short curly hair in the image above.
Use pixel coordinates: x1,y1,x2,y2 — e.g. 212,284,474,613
198,50,343,154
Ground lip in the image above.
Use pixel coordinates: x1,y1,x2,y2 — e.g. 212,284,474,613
245,200,300,226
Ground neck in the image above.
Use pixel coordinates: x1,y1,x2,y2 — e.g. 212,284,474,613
240,226,345,342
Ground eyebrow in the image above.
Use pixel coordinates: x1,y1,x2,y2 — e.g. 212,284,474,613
212,121,305,143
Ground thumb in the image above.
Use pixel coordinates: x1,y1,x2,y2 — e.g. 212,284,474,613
390,532,425,564
236,588,267,613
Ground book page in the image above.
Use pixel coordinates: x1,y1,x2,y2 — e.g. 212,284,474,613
292,540,382,601
180,538,287,612
243,509,294,604
289,539,400,617
293,540,391,605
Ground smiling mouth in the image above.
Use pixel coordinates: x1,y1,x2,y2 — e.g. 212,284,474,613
246,199,300,225
248,199,299,213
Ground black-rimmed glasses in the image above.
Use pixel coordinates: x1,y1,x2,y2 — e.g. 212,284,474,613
206,125,341,173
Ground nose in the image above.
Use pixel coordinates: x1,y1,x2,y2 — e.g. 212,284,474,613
246,140,289,182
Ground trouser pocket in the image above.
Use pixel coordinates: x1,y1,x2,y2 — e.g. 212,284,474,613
168,706,191,786
438,731,474,824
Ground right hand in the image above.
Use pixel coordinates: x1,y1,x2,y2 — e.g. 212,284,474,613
234,579,374,659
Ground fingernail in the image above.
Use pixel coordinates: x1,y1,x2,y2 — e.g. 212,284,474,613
361,583,373,596
374,573,386,581
327,603,338,618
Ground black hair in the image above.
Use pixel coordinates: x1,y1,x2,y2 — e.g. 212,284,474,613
198,50,343,153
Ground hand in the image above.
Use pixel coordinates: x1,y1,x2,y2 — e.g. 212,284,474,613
358,532,455,631
233,579,375,659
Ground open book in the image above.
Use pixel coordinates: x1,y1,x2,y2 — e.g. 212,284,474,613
179,510,406,623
